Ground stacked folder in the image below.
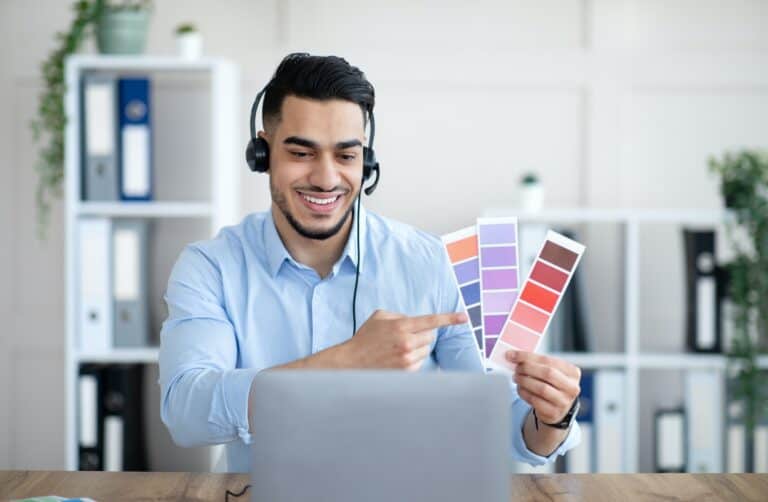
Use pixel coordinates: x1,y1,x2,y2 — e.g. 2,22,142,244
646,369,768,474
78,364,148,471
77,218,150,352
81,74,153,202
76,72,156,473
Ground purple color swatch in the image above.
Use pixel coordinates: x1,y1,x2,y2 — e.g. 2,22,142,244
485,337,498,358
478,223,517,245
480,246,517,267
481,269,519,290
453,257,479,284
483,314,508,335
482,291,518,313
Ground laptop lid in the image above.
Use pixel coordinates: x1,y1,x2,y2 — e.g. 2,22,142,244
249,371,510,502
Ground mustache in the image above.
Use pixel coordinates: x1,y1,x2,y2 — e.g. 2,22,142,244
294,185,352,194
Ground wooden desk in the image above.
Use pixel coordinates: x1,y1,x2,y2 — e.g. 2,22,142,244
1,471,767,501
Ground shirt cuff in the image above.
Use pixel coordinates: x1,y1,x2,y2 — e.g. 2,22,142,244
221,367,262,445
511,400,582,466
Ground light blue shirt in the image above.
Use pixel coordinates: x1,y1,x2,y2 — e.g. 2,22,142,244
159,206,580,472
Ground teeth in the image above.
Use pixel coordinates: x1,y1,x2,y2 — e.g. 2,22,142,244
302,194,339,205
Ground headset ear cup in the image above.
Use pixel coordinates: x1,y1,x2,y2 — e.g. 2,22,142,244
362,146,380,196
246,137,270,173
363,146,376,180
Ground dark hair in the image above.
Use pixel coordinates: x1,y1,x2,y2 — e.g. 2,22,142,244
262,53,375,131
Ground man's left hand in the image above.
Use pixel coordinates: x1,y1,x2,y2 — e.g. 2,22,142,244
507,350,581,425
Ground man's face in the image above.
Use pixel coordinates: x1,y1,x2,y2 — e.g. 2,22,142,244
263,95,366,240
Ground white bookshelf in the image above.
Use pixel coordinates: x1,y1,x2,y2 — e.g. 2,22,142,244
64,55,241,471
486,207,768,473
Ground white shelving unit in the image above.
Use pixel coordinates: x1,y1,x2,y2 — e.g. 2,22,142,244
485,207,768,473
64,55,241,471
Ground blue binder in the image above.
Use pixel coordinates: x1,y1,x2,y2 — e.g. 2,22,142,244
118,78,153,201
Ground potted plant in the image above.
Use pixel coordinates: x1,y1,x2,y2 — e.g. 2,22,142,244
96,0,152,55
175,23,203,60
519,172,544,212
30,0,153,237
709,149,768,472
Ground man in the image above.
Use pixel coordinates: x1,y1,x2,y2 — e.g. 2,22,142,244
159,53,582,473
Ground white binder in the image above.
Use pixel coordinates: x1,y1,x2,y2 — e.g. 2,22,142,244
655,409,686,472
104,415,124,472
82,73,119,201
112,220,149,347
755,422,768,473
78,218,113,353
727,400,745,473
684,369,724,472
78,372,98,448
595,370,625,473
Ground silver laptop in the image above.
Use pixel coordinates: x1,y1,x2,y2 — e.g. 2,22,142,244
249,371,510,502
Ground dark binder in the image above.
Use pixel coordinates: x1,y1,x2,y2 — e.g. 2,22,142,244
102,364,148,471
683,229,721,353
78,364,104,470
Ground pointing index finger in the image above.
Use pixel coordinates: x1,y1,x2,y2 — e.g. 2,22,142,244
400,312,468,332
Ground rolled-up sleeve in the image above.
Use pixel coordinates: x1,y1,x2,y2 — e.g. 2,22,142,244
433,242,580,466
158,245,259,448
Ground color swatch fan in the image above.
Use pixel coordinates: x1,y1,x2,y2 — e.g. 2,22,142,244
487,230,585,373
442,227,484,355
476,218,520,360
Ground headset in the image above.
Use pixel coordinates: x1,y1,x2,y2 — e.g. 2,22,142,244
245,68,380,337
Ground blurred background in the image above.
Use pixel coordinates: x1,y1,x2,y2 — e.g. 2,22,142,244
0,0,767,475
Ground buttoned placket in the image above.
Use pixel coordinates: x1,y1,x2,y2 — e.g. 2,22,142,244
310,269,339,353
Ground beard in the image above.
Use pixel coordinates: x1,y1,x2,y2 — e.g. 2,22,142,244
271,178,357,241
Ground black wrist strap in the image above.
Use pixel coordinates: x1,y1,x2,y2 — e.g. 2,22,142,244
532,398,578,430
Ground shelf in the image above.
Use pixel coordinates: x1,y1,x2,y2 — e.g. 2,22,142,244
73,351,768,369
77,347,160,364
483,207,730,225
68,54,227,72
77,201,213,218
546,352,628,368
542,352,768,370
636,353,768,370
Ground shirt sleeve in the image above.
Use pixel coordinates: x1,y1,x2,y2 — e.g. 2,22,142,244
158,245,259,448
432,244,581,466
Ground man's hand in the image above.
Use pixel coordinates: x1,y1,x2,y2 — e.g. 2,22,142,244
339,310,468,371
507,350,581,424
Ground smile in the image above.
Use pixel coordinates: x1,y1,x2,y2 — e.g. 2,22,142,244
302,194,339,205
296,191,344,213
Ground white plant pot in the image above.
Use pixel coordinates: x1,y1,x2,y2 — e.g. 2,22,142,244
520,183,544,212
176,32,203,59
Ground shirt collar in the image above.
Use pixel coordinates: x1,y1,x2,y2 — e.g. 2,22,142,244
263,204,368,278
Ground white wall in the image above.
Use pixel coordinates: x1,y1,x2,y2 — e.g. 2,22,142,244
1,0,767,470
